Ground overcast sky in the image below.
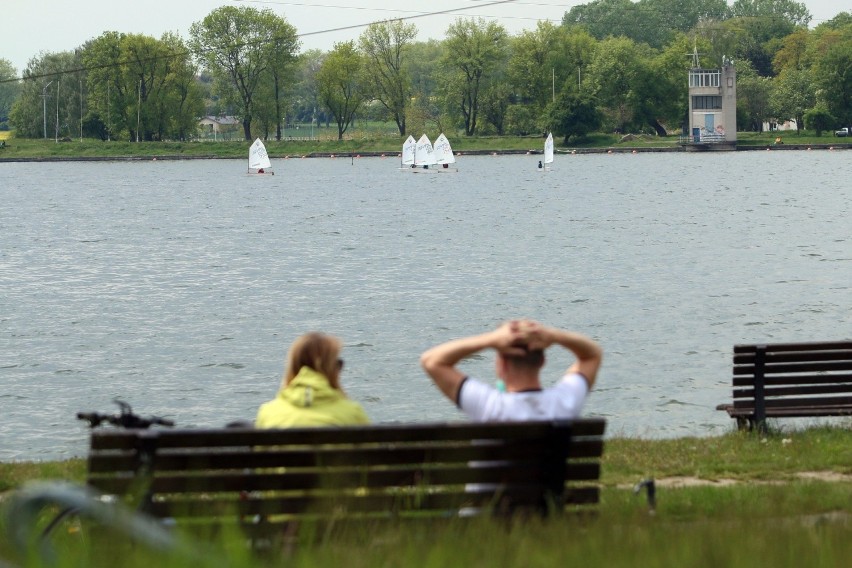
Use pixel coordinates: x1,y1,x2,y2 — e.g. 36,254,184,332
2,0,846,75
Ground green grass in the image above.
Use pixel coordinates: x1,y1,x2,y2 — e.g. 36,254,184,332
1,426,850,567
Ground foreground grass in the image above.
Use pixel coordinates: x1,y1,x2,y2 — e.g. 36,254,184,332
1,426,850,567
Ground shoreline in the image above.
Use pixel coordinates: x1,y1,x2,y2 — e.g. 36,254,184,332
0,142,848,163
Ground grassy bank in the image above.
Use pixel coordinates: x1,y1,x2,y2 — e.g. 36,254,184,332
0,130,848,161
1,426,850,567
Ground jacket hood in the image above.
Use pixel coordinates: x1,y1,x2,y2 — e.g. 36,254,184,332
279,366,344,408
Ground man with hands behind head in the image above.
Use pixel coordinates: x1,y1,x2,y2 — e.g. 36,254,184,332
420,320,602,422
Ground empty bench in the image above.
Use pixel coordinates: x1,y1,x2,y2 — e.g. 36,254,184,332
84,419,606,538
716,341,852,431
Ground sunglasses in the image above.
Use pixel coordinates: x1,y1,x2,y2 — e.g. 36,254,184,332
337,358,344,371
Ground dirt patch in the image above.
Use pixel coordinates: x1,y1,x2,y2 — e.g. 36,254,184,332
618,470,852,489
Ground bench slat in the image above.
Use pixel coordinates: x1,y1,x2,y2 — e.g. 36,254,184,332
733,352,852,366
732,384,852,399
734,341,852,353
87,438,605,476
89,458,601,495
89,419,606,451
732,373,852,387
732,396,852,409
719,406,852,418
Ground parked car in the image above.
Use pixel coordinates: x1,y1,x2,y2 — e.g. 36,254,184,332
835,127,850,137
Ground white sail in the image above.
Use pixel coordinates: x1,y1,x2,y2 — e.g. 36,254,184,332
544,132,554,165
248,138,272,172
401,135,416,166
433,133,456,165
414,134,437,167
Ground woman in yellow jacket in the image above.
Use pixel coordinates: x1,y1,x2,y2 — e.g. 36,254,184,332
256,332,369,427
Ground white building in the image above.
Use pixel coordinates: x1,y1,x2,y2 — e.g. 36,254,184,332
198,115,239,140
684,54,737,150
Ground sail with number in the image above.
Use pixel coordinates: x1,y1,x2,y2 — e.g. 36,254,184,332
414,134,437,168
433,133,456,166
401,135,416,167
248,138,273,174
544,132,554,167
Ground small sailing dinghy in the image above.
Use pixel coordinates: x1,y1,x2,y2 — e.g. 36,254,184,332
400,135,416,169
248,138,274,175
433,133,457,172
412,134,437,171
540,132,554,172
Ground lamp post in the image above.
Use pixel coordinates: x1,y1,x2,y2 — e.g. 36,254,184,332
42,81,53,139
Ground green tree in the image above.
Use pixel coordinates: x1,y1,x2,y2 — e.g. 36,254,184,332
813,36,852,127
508,22,561,110
81,32,125,140
584,36,653,133
316,41,365,140
770,67,814,132
291,49,325,128
803,105,835,135
735,64,774,131
547,90,602,143
359,19,417,136
10,51,82,139
0,59,20,130
439,18,508,136
405,40,443,133
728,0,812,76
81,32,201,142
190,6,297,140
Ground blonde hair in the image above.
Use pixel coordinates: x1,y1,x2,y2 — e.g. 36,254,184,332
283,332,343,391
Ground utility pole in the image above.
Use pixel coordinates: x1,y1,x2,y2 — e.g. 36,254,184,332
136,79,141,142
55,78,60,143
42,81,53,139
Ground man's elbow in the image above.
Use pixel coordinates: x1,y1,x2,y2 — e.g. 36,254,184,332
420,351,437,375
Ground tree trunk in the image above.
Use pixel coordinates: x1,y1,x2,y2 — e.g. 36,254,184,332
649,119,667,137
243,117,252,141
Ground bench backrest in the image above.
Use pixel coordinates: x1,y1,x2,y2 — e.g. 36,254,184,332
732,341,852,423
86,419,605,530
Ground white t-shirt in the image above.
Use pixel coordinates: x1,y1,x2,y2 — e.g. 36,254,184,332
458,373,589,422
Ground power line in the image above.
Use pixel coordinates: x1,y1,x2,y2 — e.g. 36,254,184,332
3,0,523,83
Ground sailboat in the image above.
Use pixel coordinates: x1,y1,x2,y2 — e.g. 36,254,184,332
248,138,273,175
538,132,554,172
432,133,457,172
413,134,437,171
400,135,416,169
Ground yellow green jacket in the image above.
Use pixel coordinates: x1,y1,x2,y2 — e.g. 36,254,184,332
255,366,370,428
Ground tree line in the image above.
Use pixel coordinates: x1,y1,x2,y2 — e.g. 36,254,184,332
1,1,850,143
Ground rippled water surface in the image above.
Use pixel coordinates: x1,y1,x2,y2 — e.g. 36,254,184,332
1,151,850,460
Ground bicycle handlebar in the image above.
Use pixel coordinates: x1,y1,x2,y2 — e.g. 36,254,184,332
76,399,174,430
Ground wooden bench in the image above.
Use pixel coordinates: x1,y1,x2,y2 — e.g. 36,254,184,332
716,341,852,431
84,419,605,539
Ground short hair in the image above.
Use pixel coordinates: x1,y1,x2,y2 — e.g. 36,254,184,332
503,346,545,370
283,332,343,390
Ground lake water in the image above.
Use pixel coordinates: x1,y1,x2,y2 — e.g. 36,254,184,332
1,150,850,460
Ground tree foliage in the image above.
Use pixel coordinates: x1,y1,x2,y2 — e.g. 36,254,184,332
316,41,365,140
190,6,298,140
359,19,417,136
439,18,508,136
